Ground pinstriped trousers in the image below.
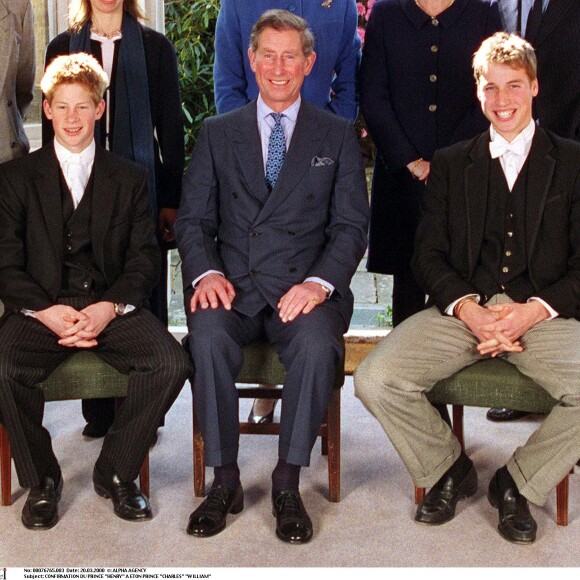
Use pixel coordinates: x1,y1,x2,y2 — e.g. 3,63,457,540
354,295,580,507
0,308,191,488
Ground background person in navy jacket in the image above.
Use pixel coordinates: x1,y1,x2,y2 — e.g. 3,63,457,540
214,0,361,122
360,0,502,326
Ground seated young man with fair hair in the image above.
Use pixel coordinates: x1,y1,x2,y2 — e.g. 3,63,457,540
0,53,190,530
355,32,580,545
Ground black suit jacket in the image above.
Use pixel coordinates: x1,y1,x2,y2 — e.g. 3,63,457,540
526,0,580,141
175,100,369,325
0,144,160,313
411,127,580,320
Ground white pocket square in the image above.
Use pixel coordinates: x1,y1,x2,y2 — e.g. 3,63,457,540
311,156,334,167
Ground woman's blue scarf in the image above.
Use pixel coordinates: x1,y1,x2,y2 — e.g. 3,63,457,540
70,13,157,216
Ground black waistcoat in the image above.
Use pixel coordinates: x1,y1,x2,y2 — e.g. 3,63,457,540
58,171,107,298
471,158,535,302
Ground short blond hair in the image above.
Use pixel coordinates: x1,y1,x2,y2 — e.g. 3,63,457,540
473,32,537,83
41,53,109,104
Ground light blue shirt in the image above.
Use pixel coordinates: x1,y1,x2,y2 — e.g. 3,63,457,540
498,0,549,34
257,95,301,173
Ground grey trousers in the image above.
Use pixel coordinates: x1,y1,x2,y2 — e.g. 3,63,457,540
354,295,580,506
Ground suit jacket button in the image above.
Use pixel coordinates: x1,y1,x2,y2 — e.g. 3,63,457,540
289,267,297,273
232,192,239,198
287,231,295,236
431,45,438,53
7,100,12,107
429,104,437,112
250,269,258,275
250,231,257,237
306,194,315,201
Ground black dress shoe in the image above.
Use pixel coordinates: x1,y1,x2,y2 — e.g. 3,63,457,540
82,421,110,438
93,466,152,521
415,454,478,525
247,399,278,424
488,467,537,544
272,489,313,544
486,408,531,422
187,484,244,537
21,475,63,530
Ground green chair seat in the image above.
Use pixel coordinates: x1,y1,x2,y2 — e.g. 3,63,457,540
428,358,558,414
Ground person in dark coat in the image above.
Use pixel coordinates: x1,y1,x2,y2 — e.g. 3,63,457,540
43,0,184,437
360,0,502,326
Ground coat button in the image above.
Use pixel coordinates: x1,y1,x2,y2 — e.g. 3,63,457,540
250,269,258,275
502,267,509,273
232,192,239,198
10,141,16,148
7,100,12,107
83,282,89,289
431,45,438,53
66,244,73,252
507,231,513,237
505,251,512,257
289,267,297,273
306,194,315,201
288,231,295,236
250,231,257,237
429,104,437,112
431,18,439,26
429,74,437,83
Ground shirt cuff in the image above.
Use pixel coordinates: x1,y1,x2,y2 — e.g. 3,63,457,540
192,270,224,289
305,277,334,298
527,297,558,320
445,294,480,316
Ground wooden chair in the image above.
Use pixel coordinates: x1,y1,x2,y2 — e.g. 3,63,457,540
0,351,149,506
418,358,572,526
193,341,344,502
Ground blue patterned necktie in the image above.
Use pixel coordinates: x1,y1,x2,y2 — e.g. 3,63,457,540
265,113,286,190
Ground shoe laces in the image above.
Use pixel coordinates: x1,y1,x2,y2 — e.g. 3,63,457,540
199,486,233,515
275,490,301,515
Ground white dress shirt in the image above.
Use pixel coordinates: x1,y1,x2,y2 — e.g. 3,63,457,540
53,138,95,208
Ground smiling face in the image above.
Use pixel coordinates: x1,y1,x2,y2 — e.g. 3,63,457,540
477,61,538,142
248,27,316,112
43,82,105,153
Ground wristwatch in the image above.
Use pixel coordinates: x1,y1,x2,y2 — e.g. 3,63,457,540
114,303,128,316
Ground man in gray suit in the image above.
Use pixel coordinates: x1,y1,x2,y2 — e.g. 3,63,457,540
0,0,34,165
176,10,368,544
355,32,580,545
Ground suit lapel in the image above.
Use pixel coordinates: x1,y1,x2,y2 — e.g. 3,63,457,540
34,146,64,267
254,102,326,226
231,101,270,204
91,146,119,270
464,132,491,277
524,128,555,255
533,0,575,47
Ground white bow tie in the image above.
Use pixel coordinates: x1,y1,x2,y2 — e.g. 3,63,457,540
489,139,526,159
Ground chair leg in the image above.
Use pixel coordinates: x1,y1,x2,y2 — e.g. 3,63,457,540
452,405,465,451
556,472,570,526
0,423,12,506
415,486,425,505
192,397,206,497
326,389,341,502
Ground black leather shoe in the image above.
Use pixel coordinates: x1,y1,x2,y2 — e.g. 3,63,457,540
93,466,152,521
272,489,313,544
21,475,63,530
415,455,478,525
488,468,537,544
187,484,244,537
82,421,110,438
247,399,278,424
486,408,531,422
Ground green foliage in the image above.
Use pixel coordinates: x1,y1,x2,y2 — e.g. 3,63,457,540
165,1,221,161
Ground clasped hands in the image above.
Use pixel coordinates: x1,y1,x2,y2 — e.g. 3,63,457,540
35,302,116,348
458,300,550,357
190,273,327,322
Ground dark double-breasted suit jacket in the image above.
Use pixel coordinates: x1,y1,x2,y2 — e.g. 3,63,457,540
176,99,369,326
525,0,580,142
176,99,368,466
0,144,160,313
411,127,580,320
